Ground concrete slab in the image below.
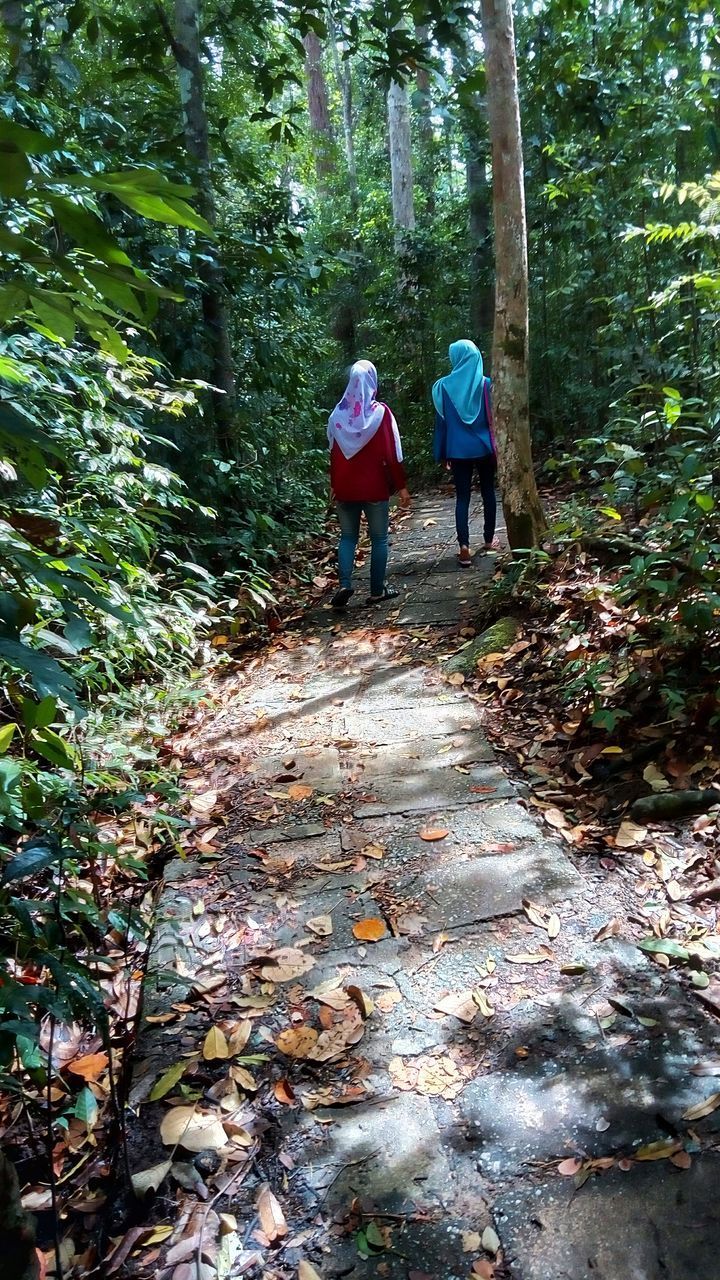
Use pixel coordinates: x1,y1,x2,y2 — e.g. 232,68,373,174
353,764,515,818
496,1156,720,1280
414,845,582,930
342,705,478,744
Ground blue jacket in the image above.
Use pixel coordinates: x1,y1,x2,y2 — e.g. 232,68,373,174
433,379,494,462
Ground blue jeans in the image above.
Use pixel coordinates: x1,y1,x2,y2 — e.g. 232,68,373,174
451,458,497,546
337,501,389,598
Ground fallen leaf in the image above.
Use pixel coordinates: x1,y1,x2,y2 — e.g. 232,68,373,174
352,918,387,942
361,842,385,860
275,1026,319,1058
594,918,622,942
190,790,217,813
595,1117,610,1132
256,1184,288,1242
258,947,316,982
273,1080,296,1105
228,1020,252,1055
472,1263,495,1280
143,1224,174,1246
345,985,374,1018
670,1150,692,1169
481,1226,500,1255
462,1231,482,1253
149,1059,191,1101
682,1092,720,1121
557,1158,582,1176
472,988,495,1018
288,783,313,801
544,807,568,829
305,915,333,937
546,913,561,939
615,821,647,849
160,1106,227,1152
434,991,477,1024
298,1263,322,1280
130,1160,172,1198
448,672,465,687
203,1026,230,1061
505,949,553,965
522,899,546,929
66,1052,108,1082
419,826,450,841
635,1140,681,1161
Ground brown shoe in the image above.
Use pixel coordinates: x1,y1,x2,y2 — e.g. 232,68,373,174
457,545,471,568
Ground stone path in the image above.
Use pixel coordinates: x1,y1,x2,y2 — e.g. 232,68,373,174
134,495,720,1280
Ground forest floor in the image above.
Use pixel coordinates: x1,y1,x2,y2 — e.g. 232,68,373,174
121,494,720,1280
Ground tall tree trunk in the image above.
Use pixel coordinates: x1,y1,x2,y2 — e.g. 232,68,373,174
303,31,335,188
480,0,545,549
387,76,416,249
467,151,493,343
172,0,236,453
414,24,435,215
326,5,358,212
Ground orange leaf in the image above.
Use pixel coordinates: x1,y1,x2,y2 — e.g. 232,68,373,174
557,1157,582,1176
256,1183,288,1242
275,1026,319,1058
288,783,313,801
419,827,449,842
273,1079,296,1106
66,1052,109,1081
352,918,387,942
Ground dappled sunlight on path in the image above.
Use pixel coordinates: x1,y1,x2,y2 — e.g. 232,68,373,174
131,495,720,1280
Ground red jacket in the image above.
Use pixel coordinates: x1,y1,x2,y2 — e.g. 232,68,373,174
330,407,406,503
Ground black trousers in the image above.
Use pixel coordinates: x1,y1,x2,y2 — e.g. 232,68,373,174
450,457,497,546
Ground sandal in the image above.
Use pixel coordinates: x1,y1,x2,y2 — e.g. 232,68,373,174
331,587,354,610
366,585,400,606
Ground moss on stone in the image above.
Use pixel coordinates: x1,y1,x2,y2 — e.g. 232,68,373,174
445,615,521,674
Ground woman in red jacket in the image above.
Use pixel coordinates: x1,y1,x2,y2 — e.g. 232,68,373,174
328,360,411,610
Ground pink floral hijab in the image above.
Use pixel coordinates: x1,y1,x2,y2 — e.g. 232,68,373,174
328,360,398,461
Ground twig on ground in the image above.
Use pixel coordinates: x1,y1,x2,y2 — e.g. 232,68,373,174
319,1147,382,1202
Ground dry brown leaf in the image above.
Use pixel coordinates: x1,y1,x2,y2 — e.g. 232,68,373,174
682,1092,720,1121
298,1263,323,1280
305,915,333,937
447,672,465,687
593,918,622,942
228,1020,252,1056
273,1079,296,1105
256,1184,288,1242
258,947,316,982
202,1026,230,1061
462,1231,482,1253
481,1227,500,1255
615,820,647,849
66,1052,108,1081
345,985,374,1018
670,1150,692,1169
432,931,450,954
352,918,387,942
544,807,568,829
472,988,495,1018
361,842,385,860
505,949,553,965
434,991,477,1024
472,1263,495,1280
557,1157,582,1176
159,1106,227,1152
376,989,402,1013
275,1026,319,1058
546,913,561,940
189,790,218,814
635,1140,681,1161
419,826,450,842
522,899,547,929
288,783,313,801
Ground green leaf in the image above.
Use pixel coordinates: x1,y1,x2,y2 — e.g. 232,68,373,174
695,493,715,513
637,937,690,960
599,507,622,521
0,122,55,155
75,1086,98,1128
30,296,76,345
2,837,63,884
0,723,16,754
0,637,81,711
46,196,133,267
30,726,78,769
149,1058,190,1101
0,149,31,197
115,190,212,234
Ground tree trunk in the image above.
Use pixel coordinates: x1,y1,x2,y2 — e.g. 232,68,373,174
480,0,545,549
0,1149,39,1280
303,31,335,187
326,5,358,212
387,76,416,248
467,151,493,343
414,24,435,215
172,0,236,453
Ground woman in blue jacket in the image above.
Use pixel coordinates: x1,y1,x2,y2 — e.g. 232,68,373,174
432,339,498,567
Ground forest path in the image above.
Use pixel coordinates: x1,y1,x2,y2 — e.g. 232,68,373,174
132,495,720,1280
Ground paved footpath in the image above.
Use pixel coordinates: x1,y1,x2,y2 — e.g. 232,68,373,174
133,495,720,1280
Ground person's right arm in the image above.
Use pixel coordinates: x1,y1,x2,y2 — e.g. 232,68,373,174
433,410,447,464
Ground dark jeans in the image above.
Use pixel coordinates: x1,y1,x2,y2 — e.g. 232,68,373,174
451,457,497,547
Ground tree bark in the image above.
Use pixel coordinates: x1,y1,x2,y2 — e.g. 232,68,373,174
387,76,416,249
303,31,335,188
172,0,236,453
326,5,358,212
414,24,435,215
480,0,545,549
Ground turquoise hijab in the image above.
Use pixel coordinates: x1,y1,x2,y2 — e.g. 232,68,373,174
431,339,485,423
